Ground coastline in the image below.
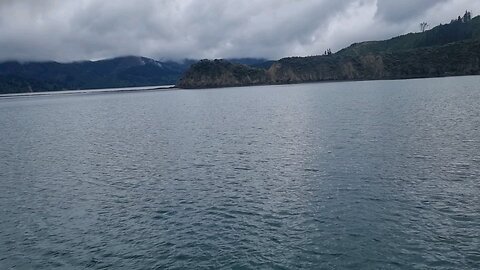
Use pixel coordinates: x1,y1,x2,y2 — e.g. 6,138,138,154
176,73,480,90
2,74,480,99
0,85,177,99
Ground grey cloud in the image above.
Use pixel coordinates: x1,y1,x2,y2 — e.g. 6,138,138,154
0,0,478,62
375,0,448,23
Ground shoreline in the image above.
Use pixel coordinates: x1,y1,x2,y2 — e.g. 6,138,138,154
0,85,177,99
2,73,480,99
176,73,480,90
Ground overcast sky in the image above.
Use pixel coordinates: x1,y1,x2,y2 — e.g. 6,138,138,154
0,0,479,62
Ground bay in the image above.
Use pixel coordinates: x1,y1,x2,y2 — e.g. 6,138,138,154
1,76,479,269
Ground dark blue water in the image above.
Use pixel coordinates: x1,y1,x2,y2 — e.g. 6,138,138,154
1,77,480,269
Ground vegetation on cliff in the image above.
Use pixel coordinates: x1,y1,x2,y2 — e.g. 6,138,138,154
178,13,480,89
177,60,269,89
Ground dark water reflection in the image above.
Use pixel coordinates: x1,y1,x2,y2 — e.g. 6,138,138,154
1,77,480,269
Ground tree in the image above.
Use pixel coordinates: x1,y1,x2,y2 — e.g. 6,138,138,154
463,10,472,22
420,22,429,32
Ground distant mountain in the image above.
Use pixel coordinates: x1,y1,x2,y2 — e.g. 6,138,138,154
178,14,480,89
0,57,271,94
0,56,194,94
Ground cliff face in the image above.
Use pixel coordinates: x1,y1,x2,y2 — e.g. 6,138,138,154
176,59,269,89
267,40,480,83
266,54,386,83
177,16,480,89
177,39,480,89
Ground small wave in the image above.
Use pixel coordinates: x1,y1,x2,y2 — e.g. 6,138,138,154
234,167,252,171
452,163,470,168
193,163,215,168
412,155,431,159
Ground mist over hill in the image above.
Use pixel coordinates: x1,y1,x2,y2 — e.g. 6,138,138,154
178,13,480,89
0,57,193,94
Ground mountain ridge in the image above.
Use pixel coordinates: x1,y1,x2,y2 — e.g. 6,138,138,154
177,14,480,89
0,56,192,94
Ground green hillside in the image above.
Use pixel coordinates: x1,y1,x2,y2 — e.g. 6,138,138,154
338,12,480,57
178,13,480,89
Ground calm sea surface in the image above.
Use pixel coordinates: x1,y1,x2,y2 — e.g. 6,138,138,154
1,77,479,269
